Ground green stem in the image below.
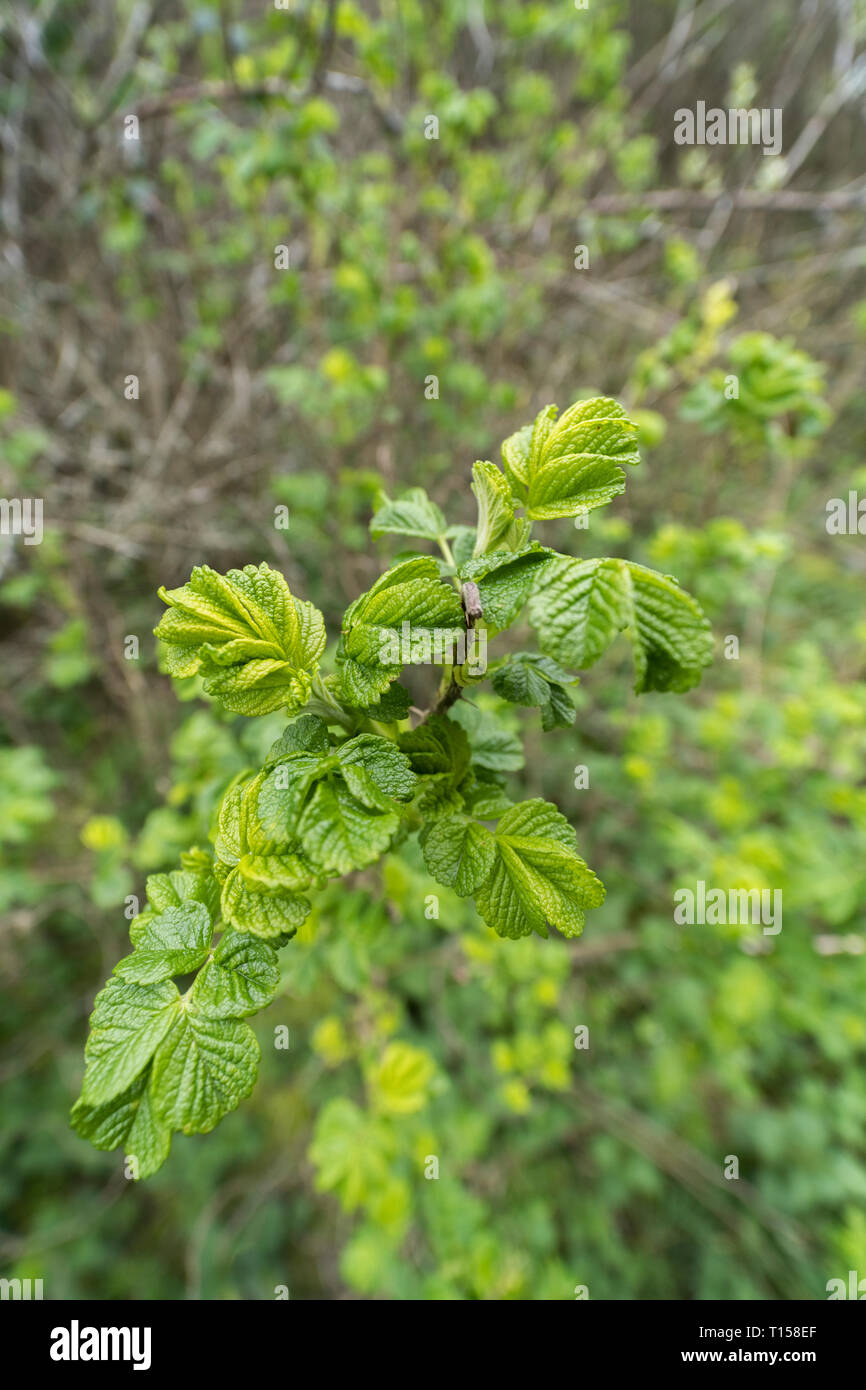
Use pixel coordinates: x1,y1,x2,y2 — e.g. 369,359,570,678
437,533,456,569
309,674,355,731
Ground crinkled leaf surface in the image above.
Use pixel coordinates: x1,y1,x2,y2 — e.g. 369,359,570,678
221,867,310,939
460,543,553,629
338,557,463,705
71,1070,172,1178
150,1010,260,1135
191,931,280,1019
155,563,325,715
522,397,641,519
474,799,604,940
471,461,529,556
298,779,399,875
421,815,496,895
528,555,713,692
81,977,180,1106
491,652,576,731
115,903,212,984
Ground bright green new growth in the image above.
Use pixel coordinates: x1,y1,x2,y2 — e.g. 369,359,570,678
72,395,713,1176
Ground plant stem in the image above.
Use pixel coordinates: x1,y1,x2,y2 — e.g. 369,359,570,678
309,674,355,731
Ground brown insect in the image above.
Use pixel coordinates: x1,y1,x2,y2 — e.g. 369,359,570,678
461,581,483,628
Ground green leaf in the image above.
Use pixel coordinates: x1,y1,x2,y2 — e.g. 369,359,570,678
190,931,280,1019
124,1082,172,1178
528,556,628,670
140,866,220,928
463,783,514,819
238,850,313,892
421,814,496,895
338,557,464,705
70,1070,172,1178
491,653,576,731
257,755,325,839
257,734,415,843
460,543,553,629
399,714,471,779
264,714,331,765
298,780,399,875
337,735,417,801
213,773,248,864
625,562,715,693
115,903,212,984
522,397,641,519
541,682,577,732
221,867,311,939
309,1098,395,1211
448,702,524,773
415,778,466,821
370,486,447,541
528,556,713,693
500,421,532,492
356,682,412,723
81,977,180,1106
150,1011,260,1135
71,1073,148,1150
155,562,326,715
367,1042,436,1116
474,799,605,940
449,526,477,569
471,461,529,556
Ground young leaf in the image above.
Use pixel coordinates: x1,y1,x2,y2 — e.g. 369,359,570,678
500,421,532,492
257,755,325,839
491,653,576,731
471,461,529,556
125,1083,173,1178
462,783,514,819
474,799,605,940
238,850,314,893
264,714,331,765
399,714,471,779
522,397,641,519
528,556,713,693
257,756,328,839
541,682,578,732
221,868,311,939
338,557,464,705
150,1011,260,1134
337,734,417,801
421,814,496,895
71,1073,149,1151
448,702,524,773
355,682,412,723
115,903,212,984
155,562,326,715
257,735,415,844
626,562,715,693
71,1070,172,1179
367,1042,436,1116
141,867,221,925
447,526,478,570
213,773,248,865
309,1098,395,1210
81,977,181,1107
297,780,399,875
460,543,553,629
190,931,280,1019
370,486,448,541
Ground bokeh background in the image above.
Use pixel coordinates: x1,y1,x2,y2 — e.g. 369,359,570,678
2,0,866,1300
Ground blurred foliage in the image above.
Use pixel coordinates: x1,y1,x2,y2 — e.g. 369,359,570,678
1,0,865,1300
